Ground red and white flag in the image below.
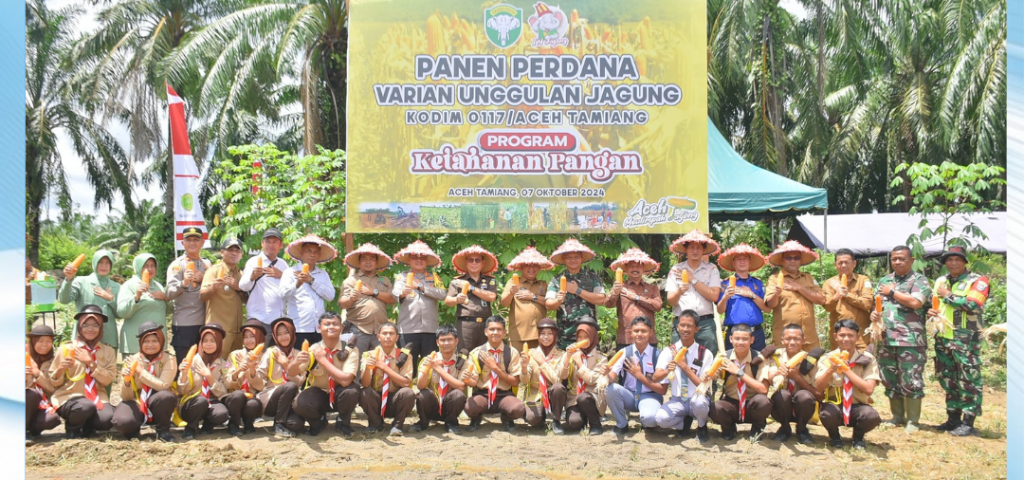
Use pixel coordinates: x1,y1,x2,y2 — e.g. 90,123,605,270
167,84,210,250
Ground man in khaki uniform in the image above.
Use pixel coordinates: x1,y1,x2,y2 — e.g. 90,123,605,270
445,245,500,353
339,243,396,353
412,325,468,434
707,325,773,440
200,238,245,355
822,248,874,349
358,323,415,436
765,241,826,351
292,312,360,436
757,324,824,443
501,247,553,350
462,317,526,432
814,320,882,449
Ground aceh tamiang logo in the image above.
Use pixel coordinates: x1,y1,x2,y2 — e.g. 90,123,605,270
485,4,524,48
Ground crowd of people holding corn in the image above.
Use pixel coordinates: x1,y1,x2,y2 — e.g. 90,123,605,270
25,226,991,450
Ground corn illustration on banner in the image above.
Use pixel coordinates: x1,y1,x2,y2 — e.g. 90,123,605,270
346,0,707,234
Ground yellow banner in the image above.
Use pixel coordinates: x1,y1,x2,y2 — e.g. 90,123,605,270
347,0,706,233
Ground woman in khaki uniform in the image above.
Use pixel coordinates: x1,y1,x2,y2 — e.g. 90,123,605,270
176,323,230,440
564,316,608,435
25,325,60,439
222,319,268,435
519,318,572,433
112,321,177,441
48,304,117,439
257,317,309,437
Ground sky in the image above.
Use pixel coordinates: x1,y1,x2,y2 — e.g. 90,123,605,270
43,0,807,224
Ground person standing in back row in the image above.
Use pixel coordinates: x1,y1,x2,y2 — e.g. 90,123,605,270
765,241,825,351
238,228,290,346
166,227,211,362
445,245,499,353
665,230,722,354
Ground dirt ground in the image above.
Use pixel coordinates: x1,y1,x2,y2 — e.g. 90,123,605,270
26,380,1006,480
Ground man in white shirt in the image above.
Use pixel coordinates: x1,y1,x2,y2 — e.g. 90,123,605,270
238,228,290,345
654,309,714,442
665,229,723,355
605,316,666,435
279,235,337,346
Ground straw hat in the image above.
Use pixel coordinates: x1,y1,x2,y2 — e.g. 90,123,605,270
669,229,720,256
609,247,660,273
507,246,555,271
452,245,498,275
717,243,767,272
286,234,338,264
767,240,819,267
394,240,441,267
549,238,596,265
344,243,393,270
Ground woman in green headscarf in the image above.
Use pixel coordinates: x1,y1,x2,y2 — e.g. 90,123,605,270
116,254,168,355
59,250,121,351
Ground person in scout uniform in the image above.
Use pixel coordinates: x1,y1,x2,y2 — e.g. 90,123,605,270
358,322,415,435
201,238,246,355
665,230,722,354
256,317,309,437
111,321,177,441
716,244,771,351
823,248,875,349
927,244,990,437
707,324,774,440
870,245,932,433
501,246,554,351
654,310,715,443
176,323,230,440
48,305,117,439
545,239,607,350
605,248,664,350
25,325,61,440
462,316,527,432
166,226,212,362
393,240,447,369
445,245,500,353
563,316,606,435
339,243,396,353
238,228,290,343
293,312,360,436
757,324,824,444
519,318,572,434
765,241,826,351
412,325,468,434
116,253,168,357
280,234,338,347
606,316,666,435
813,320,882,449
60,250,121,352
222,319,269,435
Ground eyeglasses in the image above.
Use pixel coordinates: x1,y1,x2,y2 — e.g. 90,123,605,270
783,255,802,261
466,257,483,263
80,323,101,330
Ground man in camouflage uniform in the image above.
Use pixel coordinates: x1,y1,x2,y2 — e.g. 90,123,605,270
545,239,607,350
928,245,990,437
870,245,932,433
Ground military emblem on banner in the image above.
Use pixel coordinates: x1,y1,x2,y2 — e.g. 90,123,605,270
485,4,523,48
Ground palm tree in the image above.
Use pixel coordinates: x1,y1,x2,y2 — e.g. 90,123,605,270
26,0,134,266
165,0,349,154
91,199,163,254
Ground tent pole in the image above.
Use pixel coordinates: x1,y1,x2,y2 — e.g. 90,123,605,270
820,208,828,281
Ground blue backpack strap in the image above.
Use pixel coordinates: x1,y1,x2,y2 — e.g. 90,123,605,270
616,345,634,387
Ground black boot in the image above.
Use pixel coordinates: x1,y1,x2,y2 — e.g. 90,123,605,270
228,421,242,436
937,410,962,432
828,430,844,448
243,418,256,434
852,429,867,449
183,427,196,440
951,414,978,437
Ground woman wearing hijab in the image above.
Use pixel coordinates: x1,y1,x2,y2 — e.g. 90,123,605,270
256,317,309,437
47,305,117,438
111,321,177,441
60,250,121,351
116,253,168,356
176,323,230,440
222,319,268,435
26,325,61,439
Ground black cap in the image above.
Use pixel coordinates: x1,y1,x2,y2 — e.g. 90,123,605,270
538,318,557,332
74,304,108,323
263,228,283,240
182,226,205,239
27,324,55,337
136,321,164,338
222,238,243,250
242,318,267,334
199,323,227,337
576,315,599,330
939,245,969,264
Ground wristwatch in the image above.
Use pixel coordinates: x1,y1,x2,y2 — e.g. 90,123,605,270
372,288,380,297
634,295,641,302
532,294,538,302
